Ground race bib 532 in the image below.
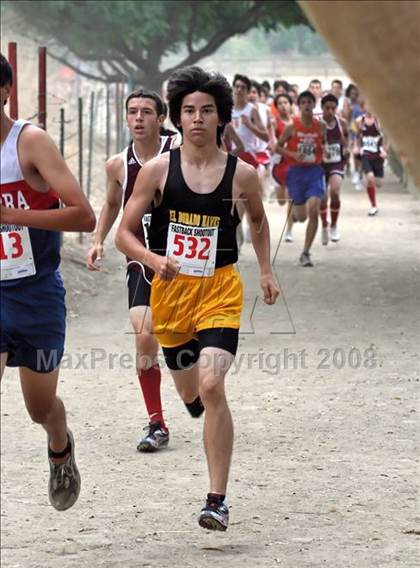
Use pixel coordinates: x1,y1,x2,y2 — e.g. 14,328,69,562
166,222,218,277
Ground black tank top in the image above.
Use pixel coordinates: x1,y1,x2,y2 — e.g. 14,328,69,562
149,148,240,269
323,118,345,165
123,136,173,272
360,117,382,160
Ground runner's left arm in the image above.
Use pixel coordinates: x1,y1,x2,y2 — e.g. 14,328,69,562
0,126,95,232
379,125,388,158
241,107,269,142
340,118,350,156
320,121,328,148
234,163,280,305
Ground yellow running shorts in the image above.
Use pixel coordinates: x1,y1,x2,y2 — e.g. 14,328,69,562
150,264,243,348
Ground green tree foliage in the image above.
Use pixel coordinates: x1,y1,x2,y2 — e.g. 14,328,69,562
216,26,327,58
3,0,308,89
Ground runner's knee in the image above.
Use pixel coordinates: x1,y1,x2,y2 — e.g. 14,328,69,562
199,374,225,404
308,202,320,219
26,401,55,424
135,331,157,357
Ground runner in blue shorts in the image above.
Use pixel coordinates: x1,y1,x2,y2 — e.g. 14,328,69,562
275,91,327,266
0,53,95,510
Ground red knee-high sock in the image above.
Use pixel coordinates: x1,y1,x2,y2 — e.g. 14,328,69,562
320,202,328,227
367,184,377,207
330,197,341,227
138,366,166,429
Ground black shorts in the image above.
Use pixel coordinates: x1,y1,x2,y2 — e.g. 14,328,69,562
323,162,345,182
362,157,384,178
126,266,152,308
162,328,239,371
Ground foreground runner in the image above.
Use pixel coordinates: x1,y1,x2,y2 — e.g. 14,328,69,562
116,66,279,531
0,53,96,510
276,90,327,267
320,93,349,244
86,90,178,452
354,106,387,215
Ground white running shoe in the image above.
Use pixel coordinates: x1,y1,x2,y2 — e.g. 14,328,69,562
355,181,363,191
351,171,360,185
299,251,313,267
284,231,294,243
330,225,341,242
321,226,329,246
368,206,378,216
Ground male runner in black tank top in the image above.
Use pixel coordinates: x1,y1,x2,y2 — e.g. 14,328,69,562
354,105,387,216
320,93,349,244
86,90,178,452
116,66,279,532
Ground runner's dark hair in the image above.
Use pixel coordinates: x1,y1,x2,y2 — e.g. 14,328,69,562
297,90,316,105
125,89,166,117
0,53,13,88
167,66,233,146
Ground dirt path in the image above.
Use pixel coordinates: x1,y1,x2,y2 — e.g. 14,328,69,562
1,175,419,568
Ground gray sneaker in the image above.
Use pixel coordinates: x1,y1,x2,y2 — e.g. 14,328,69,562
48,430,81,511
299,252,313,267
137,421,169,453
198,495,229,531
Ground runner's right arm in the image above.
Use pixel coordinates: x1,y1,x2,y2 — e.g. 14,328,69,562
223,123,245,156
275,123,304,162
86,155,124,270
0,126,96,232
115,155,180,281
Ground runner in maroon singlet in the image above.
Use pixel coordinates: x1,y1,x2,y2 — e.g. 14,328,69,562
354,105,387,216
320,93,349,244
86,90,179,452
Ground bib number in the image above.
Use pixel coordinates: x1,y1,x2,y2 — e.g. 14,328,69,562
323,143,341,164
298,141,316,163
166,222,217,277
362,136,380,154
0,225,36,281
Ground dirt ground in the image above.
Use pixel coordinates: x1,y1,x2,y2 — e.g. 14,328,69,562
1,175,419,568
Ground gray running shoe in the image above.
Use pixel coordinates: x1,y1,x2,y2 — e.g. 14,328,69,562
299,252,313,267
48,430,81,511
198,496,229,531
137,421,169,453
